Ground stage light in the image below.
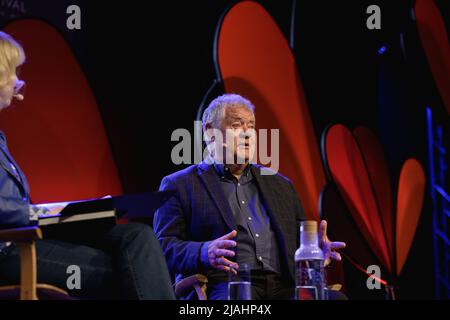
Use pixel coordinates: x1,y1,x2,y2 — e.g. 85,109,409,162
377,45,387,55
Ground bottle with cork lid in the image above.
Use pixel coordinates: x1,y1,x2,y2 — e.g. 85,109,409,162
295,220,326,300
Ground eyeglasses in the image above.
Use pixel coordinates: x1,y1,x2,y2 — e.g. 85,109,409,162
13,79,25,100
14,79,25,95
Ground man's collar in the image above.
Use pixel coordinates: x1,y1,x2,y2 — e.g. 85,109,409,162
212,161,251,180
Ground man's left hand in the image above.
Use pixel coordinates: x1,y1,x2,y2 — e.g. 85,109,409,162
319,220,346,267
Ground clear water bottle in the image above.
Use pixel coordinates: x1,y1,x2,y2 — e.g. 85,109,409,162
295,220,326,300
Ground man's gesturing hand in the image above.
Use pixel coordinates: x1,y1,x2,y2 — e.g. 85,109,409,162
208,230,238,273
319,220,346,267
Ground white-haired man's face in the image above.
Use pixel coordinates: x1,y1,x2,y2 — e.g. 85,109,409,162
207,104,256,165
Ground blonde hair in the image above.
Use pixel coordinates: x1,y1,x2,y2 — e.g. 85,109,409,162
0,31,25,87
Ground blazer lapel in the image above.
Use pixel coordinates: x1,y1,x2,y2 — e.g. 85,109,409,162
197,162,236,231
250,165,284,228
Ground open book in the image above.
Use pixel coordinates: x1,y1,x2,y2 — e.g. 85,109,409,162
36,195,114,226
35,191,175,227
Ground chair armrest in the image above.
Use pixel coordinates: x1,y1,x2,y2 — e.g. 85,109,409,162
175,274,208,300
0,226,42,242
0,226,42,300
327,284,342,291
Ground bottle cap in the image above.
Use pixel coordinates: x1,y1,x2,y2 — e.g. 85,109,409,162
300,220,317,233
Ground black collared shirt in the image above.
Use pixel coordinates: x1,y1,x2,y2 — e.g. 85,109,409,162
213,163,280,273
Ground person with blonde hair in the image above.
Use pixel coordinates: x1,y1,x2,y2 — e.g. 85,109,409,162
0,31,175,300
0,31,25,111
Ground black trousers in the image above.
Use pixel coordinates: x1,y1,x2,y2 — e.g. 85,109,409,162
0,223,175,300
206,270,347,300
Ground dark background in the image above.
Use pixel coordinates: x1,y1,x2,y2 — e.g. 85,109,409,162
1,0,449,299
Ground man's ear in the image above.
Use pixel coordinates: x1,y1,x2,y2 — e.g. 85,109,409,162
203,123,215,144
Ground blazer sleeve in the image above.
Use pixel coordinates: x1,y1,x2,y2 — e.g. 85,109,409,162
287,180,306,221
153,176,207,276
0,132,36,228
287,180,306,248
0,196,34,228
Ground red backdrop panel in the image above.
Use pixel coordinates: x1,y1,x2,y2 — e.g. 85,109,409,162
0,19,123,202
353,126,394,264
415,0,450,115
217,1,326,220
324,124,392,273
396,159,425,275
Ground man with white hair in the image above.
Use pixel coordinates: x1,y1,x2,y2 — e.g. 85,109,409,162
154,93,346,300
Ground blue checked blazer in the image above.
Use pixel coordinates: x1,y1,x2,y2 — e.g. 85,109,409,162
153,161,306,285
0,131,31,229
